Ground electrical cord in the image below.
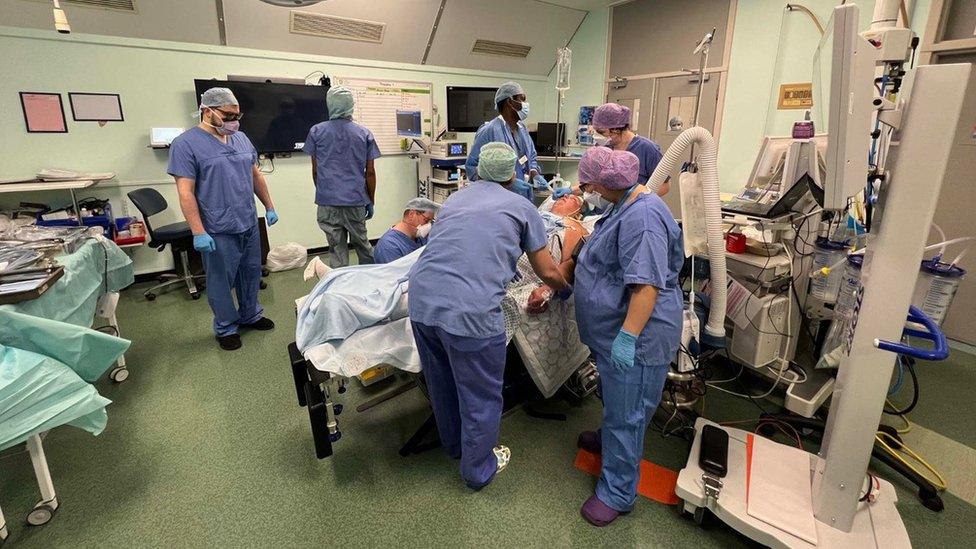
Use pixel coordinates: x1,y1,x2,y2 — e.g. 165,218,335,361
883,356,919,415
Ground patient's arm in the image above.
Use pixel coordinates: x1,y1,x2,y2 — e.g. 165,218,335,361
558,219,587,284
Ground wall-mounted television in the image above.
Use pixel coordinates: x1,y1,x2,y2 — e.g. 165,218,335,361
446,86,497,133
193,79,329,154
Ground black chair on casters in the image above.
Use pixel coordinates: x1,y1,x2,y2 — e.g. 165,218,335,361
127,188,205,301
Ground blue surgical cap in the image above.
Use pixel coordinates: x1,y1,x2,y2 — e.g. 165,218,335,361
404,198,440,214
327,86,355,120
478,142,517,183
494,81,525,111
200,87,238,108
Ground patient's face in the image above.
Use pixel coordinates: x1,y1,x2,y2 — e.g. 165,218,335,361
551,195,583,217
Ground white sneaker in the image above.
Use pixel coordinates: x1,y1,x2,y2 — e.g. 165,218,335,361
493,445,512,473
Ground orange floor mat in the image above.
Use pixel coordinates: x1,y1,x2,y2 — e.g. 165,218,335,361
574,449,680,505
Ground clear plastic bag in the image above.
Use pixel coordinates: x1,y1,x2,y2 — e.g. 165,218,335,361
266,242,307,272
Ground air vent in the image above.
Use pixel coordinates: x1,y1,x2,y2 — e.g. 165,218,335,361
289,10,385,44
471,39,532,58
63,0,136,11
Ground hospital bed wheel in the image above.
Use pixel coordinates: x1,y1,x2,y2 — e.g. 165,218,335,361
692,506,710,527
329,431,342,443
191,292,201,300
337,385,346,394
919,487,944,512
333,404,343,416
110,367,130,383
145,292,157,301
260,281,268,290
26,502,56,527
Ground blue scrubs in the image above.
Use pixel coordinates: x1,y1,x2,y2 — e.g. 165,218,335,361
624,135,664,184
409,181,547,487
303,119,381,207
374,227,423,264
168,127,264,336
466,116,541,202
574,191,684,512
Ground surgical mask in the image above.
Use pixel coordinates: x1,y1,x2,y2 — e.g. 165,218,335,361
203,108,240,136
516,100,530,121
416,222,432,239
593,134,609,147
583,191,611,210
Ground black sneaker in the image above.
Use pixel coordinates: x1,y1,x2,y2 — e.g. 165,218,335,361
241,317,275,331
217,333,242,351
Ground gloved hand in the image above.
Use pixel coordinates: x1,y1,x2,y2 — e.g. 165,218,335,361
511,178,533,196
365,203,375,220
193,233,216,253
610,329,638,372
532,174,549,190
554,286,573,300
266,209,278,226
552,186,573,199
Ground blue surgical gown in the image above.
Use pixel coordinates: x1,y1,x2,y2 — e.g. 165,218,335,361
303,119,381,207
605,135,663,185
466,116,541,201
408,181,548,339
374,227,424,264
167,127,259,235
575,192,684,365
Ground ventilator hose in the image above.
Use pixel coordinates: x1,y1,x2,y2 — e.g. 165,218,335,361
647,126,727,338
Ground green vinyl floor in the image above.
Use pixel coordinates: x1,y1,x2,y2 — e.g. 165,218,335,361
1,261,975,548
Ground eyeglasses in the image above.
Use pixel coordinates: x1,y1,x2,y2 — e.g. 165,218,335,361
212,108,243,122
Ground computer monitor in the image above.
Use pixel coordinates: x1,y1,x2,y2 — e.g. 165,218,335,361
536,122,566,156
396,110,423,137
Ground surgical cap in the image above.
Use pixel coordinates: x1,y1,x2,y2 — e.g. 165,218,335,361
494,81,525,110
200,87,238,108
592,103,631,130
478,142,517,183
327,86,355,120
404,197,441,214
578,147,639,190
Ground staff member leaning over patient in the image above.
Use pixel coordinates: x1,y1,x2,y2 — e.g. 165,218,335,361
407,141,571,491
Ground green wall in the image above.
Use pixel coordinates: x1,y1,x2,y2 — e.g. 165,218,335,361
717,0,931,192
0,27,549,273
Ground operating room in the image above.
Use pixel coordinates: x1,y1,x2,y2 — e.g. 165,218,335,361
3,0,976,546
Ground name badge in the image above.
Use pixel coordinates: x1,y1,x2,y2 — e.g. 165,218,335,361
519,155,528,166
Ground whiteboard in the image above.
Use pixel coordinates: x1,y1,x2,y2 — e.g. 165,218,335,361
334,77,433,155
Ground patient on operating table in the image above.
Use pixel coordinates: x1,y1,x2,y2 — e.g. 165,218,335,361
526,194,588,314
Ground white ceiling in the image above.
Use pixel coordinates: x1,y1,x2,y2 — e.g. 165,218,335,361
0,0,600,75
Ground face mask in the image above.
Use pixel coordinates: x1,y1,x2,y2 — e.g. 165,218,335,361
583,191,611,210
514,100,530,121
593,134,609,147
416,222,432,239
204,108,240,136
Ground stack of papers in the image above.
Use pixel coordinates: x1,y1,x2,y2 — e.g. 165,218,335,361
36,169,116,182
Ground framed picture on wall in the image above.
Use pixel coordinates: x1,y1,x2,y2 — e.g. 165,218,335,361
68,92,124,122
19,92,68,133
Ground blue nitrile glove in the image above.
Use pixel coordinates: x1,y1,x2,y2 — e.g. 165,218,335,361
532,174,549,190
193,233,216,253
511,178,533,196
552,186,573,198
610,329,638,372
365,203,375,220
266,209,278,226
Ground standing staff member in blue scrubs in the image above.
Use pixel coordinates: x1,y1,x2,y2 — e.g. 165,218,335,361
465,82,549,202
373,198,440,264
169,87,278,351
593,102,668,195
304,86,381,267
572,147,683,526
409,142,571,490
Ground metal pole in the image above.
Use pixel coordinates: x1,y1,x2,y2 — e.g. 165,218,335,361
689,29,714,161
69,188,82,226
555,89,564,176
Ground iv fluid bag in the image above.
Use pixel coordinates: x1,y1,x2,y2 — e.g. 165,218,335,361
556,47,572,91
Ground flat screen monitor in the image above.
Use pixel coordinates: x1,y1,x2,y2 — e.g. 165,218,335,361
446,86,497,132
397,110,423,137
193,79,329,154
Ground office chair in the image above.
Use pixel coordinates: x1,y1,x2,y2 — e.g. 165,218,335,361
126,188,204,301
